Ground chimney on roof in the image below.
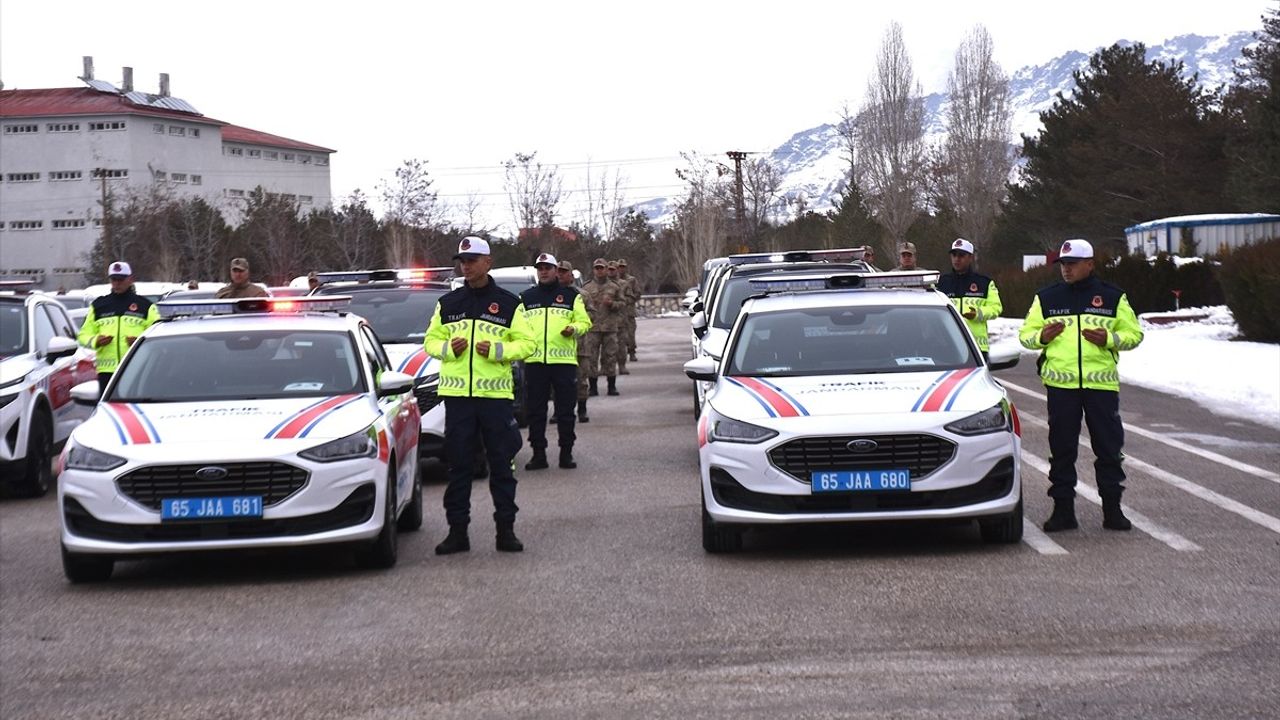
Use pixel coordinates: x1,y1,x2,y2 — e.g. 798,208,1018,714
159,73,169,97
122,67,133,93
82,56,94,81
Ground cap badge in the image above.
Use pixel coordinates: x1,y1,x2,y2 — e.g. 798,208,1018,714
1063,242,1072,253
461,238,472,251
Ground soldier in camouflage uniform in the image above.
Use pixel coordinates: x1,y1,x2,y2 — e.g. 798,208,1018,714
559,260,592,422
580,258,624,397
616,258,640,365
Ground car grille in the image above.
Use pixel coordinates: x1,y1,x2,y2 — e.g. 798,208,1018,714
116,462,309,510
414,383,441,415
769,433,957,481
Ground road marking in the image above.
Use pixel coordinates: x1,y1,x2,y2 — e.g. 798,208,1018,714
1002,379,1280,485
1021,518,1069,555
1020,449,1202,552
1018,409,1280,537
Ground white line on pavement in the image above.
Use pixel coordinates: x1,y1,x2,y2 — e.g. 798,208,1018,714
1021,518,1069,555
1020,449,1202,552
1018,409,1280,537
1002,379,1280,485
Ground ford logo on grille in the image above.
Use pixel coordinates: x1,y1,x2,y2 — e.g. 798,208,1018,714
846,439,878,453
194,466,228,481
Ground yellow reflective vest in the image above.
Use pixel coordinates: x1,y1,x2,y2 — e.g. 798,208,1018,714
519,282,592,365
76,288,159,373
1019,274,1143,392
424,278,534,399
937,270,1002,352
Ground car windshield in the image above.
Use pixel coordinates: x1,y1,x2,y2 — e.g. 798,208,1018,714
318,286,443,343
109,330,364,402
0,302,26,357
727,305,977,377
710,264,870,330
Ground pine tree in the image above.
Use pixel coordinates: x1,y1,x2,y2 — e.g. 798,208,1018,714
1224,4,1280,211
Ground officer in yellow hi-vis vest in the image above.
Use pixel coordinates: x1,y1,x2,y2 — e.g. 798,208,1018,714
76,261,159,396
424,237,535,555
519,253,592,472
936,238,1002,357
1020,239,1144,534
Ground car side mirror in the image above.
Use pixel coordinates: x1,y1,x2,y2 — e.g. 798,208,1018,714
691,300,704,314
71,381,100,406
44,336,79,363
377,370,414,398
683,356,718,382
987,344,1021,371
691,310,707,339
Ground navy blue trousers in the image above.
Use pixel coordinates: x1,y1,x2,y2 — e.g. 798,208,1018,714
524,363,578,451
443,397,522,527
1046,387,1127,500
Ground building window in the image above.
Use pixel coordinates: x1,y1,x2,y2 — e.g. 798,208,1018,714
47,122,81,133
153,171,167,182
153,123,165,134
300,195,314,204
282,153,295,162
49,171,83,181
52,219,87,229
6,172,40,183
94,169,128,179
224,146,244,156
4,124,39,134
248,149,261,158
315,155,329,166
88,121,127,131
53,266,87,275
190,128,200,138
190,174,202,185
171,173,187,184
299,155,312,165
91,218,103,228
9,221,43,230
226,189,245,198
168,126,186,136
264,150,278,160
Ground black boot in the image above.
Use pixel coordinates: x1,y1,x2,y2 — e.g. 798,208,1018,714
1042,499,1079,533
524,448,548,471
577,399,589,423
434,526,470,555
588,378,599,397
607,376,620,396
496,522,524,552
1102,498,1132,531
559,448,576,469
629,351,637,361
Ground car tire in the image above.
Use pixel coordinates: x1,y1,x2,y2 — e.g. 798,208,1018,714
701,490,742,554
61,544,113,583
978,499,1024,544
692,386,701,419
355,468,399,569
396,461,423,532
13,411,53,498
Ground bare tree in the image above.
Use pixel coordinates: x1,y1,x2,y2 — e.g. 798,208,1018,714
379,159,441,267
743,156,783,238
582,161,630,242
503,152,564,235
937,25,1014,256
856,22,928,246
836,102,859,185
668,152,731,287
449,190,496,238
328,190,381,270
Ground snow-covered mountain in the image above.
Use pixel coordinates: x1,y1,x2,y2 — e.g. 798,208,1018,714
642,31,1255,225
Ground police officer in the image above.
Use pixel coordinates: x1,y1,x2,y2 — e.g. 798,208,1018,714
1020,239,1144,533
579,258,623,397
616,258,640,365
937,238,1002,359
520,253,592,471
424,237,535,554
77,261,159,395
893,242,919,271
214,257,268,298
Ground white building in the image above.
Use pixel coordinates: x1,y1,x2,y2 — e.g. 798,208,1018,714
1124,213,1280,257
0,59,333,290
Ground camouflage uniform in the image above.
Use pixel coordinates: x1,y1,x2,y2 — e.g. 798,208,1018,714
579,272,623,384
617,262,640,362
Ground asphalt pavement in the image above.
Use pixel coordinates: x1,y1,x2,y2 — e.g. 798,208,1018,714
2,317,1277,718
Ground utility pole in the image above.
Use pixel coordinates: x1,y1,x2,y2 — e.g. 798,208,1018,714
94,168,112,261
726,151,748,253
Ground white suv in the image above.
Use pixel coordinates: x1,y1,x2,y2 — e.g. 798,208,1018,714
684,271,1024,553
1,284,97,496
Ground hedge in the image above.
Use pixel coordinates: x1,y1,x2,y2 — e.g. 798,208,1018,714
1219,238,1280,343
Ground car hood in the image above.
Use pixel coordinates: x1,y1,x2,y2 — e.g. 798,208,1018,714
710,369,1003,421
1,355,40,386
75,396,378,449
384,343,437,381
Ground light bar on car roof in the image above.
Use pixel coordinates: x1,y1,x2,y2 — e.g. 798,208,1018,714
748,270,940,294
315,271,374,284
396,267,453,281
158,296,351,319
727,246,868,266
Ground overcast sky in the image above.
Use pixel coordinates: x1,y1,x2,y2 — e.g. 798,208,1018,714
2,0,1271,228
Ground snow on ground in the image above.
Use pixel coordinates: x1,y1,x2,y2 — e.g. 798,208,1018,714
989,306,1280,430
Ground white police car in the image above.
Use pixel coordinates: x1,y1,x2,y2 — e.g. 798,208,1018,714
684,271,1023,553
1,282,97,496
57,296,422,582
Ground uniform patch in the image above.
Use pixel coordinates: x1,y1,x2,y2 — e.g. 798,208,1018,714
1092,295,1103,308
128,303,138,312
969,283,978,292
555,294,564,303
488,302,499,314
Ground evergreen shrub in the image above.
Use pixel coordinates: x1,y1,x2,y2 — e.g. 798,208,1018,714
1219,238,1280,343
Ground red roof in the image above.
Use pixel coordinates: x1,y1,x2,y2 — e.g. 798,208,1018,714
220,124,334,154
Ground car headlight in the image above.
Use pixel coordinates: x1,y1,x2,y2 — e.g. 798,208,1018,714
65,444,128,472
0,373,29,392
944,403,1010,436
706,408,777,444
299,426,378,463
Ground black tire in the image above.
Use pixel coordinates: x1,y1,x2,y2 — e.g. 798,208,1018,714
61,544,113,583
355,468,399,569
13,411,53,497
396,461,423,532
692,385,701,419
979,499,1024,544
701,489,742,554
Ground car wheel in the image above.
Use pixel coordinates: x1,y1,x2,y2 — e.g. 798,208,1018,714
355,468,399,569
701,489,742,554
61,544,113,583
979,499,1024,544
396,461,423,532
13,411,53,497
692,385,701,419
